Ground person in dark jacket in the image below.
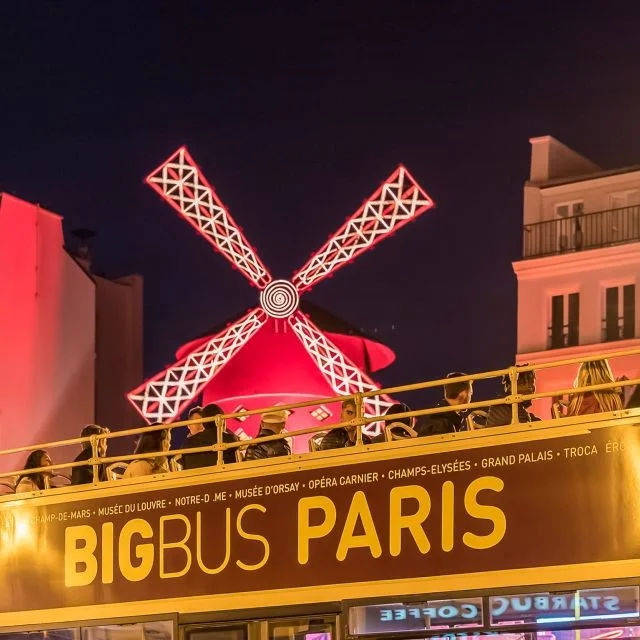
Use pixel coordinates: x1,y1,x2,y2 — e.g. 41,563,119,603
244,410,291,460
180,403,239,468
416,372,472,436
320,399,372,450
369,402,417,443
71,424,109,485
486,367,541,427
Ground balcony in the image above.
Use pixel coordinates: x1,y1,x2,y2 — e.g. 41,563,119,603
523,204,640,259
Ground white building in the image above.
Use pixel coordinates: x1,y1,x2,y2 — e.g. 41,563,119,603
514,136,640,416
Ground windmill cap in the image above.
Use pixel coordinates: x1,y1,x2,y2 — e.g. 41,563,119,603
262,410,288,424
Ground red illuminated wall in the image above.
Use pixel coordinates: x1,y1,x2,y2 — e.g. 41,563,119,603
180,318,391,451
0,194,95,471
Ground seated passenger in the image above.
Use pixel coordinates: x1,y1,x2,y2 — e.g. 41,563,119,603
415,372,472,436
180,404,238,468
565,359,622,416
244,411,291,460
16,449,53,493
71,424,109,485
320,399,372,450
371,402,416,442
123,426,170,478
486,367,541,427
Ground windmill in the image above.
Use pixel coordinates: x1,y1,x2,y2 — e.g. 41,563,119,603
127,147,434,448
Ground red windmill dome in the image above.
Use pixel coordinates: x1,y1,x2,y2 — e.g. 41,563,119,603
128,147,434,449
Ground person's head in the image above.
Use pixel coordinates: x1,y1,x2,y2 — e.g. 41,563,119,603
385,402,413,427
384,403,416,439
261,410,287,434
201,403,224,430
574,359,616,388
444,372,472,406
187,406,204,436
339,398,358,439
569,358,622,414
134,425,170,456
502,367,536,396
80,424,108,456
23,449,52,473
341,398,357,422
19,449,52,490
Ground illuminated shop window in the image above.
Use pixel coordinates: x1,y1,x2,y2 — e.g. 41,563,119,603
269,616,335,640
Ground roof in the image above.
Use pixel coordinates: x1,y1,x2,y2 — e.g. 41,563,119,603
190,299,376,341
174,299,396,373
528,164,640,189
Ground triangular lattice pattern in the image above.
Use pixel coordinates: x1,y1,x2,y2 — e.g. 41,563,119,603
288,311,393,436
128,308,266,422
292,165,433,291
147,147,272,288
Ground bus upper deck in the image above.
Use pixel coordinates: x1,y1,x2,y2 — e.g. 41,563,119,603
0,349,640,635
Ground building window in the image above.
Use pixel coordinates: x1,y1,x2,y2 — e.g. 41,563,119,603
555,200,584,218
310,405,332,422
554,201,584,252
610,190,640,209
603,284,635,341
232,405,248,422
548,292,579,349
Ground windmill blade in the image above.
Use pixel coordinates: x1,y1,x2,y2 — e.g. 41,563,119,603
291,165,434,292
128,308,267,423
288,310,393,436
147,147,272,289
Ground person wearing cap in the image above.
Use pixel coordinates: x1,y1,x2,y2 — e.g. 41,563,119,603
180,403,238,468
244,410,291,461
320,398,372,450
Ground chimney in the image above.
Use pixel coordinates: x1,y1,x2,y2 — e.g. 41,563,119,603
69,228,96,272
529,136,600,183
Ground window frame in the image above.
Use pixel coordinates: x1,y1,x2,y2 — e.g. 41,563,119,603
602,282,636,342
547,290,580,349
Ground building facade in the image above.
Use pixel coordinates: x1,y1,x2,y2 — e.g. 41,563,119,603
514,136,640,416
0,193,142,470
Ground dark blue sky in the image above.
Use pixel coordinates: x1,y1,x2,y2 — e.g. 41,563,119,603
2,1,639,403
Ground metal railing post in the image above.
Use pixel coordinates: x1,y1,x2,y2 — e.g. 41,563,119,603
90,434,99,483
508,366,519,425
354,392,364,445
215,415,224,466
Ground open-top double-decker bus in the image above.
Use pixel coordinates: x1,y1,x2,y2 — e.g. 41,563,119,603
1,351,639,640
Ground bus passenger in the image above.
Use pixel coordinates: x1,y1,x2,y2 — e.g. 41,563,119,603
16,449,53,492
71,424,109,485
371,402,416,442
123,426,170,478
415,372,472,436
486,367,540,426
244,411,290,460
320,398,372,450
565,359,622,416
180,404,238,468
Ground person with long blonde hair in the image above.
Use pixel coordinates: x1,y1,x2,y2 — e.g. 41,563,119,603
566,359,622,416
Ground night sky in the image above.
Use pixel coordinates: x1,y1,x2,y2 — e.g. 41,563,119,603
2,2,640,406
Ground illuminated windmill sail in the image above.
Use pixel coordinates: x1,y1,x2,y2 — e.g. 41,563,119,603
128,147,434,434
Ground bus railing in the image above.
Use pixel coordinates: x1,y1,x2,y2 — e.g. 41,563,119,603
2,346,640,488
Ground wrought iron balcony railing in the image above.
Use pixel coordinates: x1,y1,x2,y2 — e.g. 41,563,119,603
523,205,640,259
